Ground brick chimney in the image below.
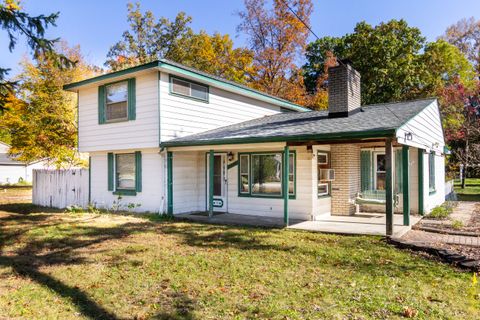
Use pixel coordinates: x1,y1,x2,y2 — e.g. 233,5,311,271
328,62,361,117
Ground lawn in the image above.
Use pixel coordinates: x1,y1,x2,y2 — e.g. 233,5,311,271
0,189,478,319
455,178,480,201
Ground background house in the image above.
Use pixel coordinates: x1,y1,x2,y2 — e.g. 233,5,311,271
0,142,49,185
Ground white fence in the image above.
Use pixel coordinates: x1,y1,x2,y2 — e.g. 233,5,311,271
32,169,89,208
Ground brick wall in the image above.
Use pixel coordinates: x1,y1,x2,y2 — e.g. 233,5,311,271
330,144,361,215
328,64,361,115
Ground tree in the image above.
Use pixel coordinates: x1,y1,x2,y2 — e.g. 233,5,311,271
237,0,313,101
441,17,480,74
106,2,254,83
304,20,427,105
0,0,71,112
0,44,95,167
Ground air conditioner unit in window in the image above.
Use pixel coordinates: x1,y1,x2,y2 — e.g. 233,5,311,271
319,169,335,181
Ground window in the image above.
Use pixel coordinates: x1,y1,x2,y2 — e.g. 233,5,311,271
106,81,128,122
429,152,436,193
375,153,386,190
170,76,208,102
239,154,249,194
317,151,331,197
238,152,295,197
115,153,136,190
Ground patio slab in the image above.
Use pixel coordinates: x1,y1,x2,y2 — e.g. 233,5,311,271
176,212,421,237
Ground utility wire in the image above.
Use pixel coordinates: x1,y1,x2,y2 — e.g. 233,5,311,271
278,0,346,67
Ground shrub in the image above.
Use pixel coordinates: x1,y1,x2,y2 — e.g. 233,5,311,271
451,220,464,230
428,205,452,220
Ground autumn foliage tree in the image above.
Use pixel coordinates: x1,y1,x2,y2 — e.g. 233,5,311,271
0,44,96,167
106,2,254,83
237,0,313,105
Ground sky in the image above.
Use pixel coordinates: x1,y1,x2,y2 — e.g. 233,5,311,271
2,0,480,78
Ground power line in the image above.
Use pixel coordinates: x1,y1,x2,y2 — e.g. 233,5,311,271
278,0,346,67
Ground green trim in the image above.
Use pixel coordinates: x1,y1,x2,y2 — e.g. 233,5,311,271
113,189,137,196
208,150,214,218
98,85,106,124
107,153,114,191
64,61,159,90
385,138,394,236
88,156,91,204
135,151,142,192
227,160,238,170
169,74,209,103
418,149,425,216
283,146,289,226
167,152,173,215
237,151,296,200
429,190,437,195
63,59,308,112
402,146,410,226
128,78,136,120
162,129,396,148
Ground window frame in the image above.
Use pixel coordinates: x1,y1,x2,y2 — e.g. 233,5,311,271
169,75,209,103
374,152,386,191
317,151,331,198
429,152,436,194
114,153,136,194
238,151,296,199
104,80,129,123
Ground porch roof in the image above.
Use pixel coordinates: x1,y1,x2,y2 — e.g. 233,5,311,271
161,98,436,147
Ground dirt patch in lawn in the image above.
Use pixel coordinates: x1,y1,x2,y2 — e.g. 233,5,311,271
420,202,480,234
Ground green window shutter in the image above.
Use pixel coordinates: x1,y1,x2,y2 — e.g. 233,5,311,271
135,151,142,192
107,153,114,191
395,149,403,193
128,78,136,120
360,150,372,192
98,85,106,124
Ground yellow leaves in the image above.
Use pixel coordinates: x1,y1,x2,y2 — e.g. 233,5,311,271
3,0,21,11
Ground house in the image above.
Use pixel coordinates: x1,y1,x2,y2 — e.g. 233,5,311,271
64,59,446,235
0,142,48,184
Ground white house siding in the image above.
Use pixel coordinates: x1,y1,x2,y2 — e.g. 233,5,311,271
396,100,445,153
312,145,331,218
425,151,446,212
0,165,26,184
78,71,159,152
159,72,282,141
90,148,163,212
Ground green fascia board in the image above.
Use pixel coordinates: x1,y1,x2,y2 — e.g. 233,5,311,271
161,129,397,148
63,59,308,112
63,61,159,90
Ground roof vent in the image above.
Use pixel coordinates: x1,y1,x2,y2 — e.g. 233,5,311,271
328,61,361,118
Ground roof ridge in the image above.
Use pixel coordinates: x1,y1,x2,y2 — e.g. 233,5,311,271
363,97,437,108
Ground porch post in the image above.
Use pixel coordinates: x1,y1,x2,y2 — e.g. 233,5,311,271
208,149,214,218
283,146,290,226
167,151,173,215
418,149,425,216
385,138,394,236
402,146,410,226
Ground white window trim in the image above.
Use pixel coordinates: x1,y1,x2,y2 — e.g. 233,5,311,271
105,81,129,123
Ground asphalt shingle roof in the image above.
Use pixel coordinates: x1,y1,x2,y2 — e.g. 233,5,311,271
0,153,24,165
162,98,436,147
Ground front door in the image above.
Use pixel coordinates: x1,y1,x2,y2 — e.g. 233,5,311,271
206,153,227,212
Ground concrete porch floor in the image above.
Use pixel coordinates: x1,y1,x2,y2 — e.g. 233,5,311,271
175,212,421,237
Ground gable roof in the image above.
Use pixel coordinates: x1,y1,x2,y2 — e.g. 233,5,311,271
0,153,24,166
63,59,309,112
161,98,437,147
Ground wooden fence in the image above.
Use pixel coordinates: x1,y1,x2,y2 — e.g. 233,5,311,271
32,169,89,208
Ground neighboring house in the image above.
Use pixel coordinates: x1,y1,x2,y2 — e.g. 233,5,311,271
64,60,446,235
0,142,48,184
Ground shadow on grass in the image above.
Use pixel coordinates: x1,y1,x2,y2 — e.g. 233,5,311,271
0,203,63,215
0,205,199,319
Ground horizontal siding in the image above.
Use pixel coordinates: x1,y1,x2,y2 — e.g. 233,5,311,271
90,149,163,212
160,72,282,141
78,72,159,152
396,101,445,152
172,152,203,214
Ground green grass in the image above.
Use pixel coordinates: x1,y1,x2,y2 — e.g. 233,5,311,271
0,190,478,319
454,178,480,201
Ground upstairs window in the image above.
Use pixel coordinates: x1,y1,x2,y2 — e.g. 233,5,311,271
170,76,208,102
106,81,128,122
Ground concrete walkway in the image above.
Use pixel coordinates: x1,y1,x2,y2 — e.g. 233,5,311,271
402,229,480,247
176,212,420,237
289,213,421,238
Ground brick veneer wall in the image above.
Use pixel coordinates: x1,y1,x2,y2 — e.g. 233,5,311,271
330,144,361,215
